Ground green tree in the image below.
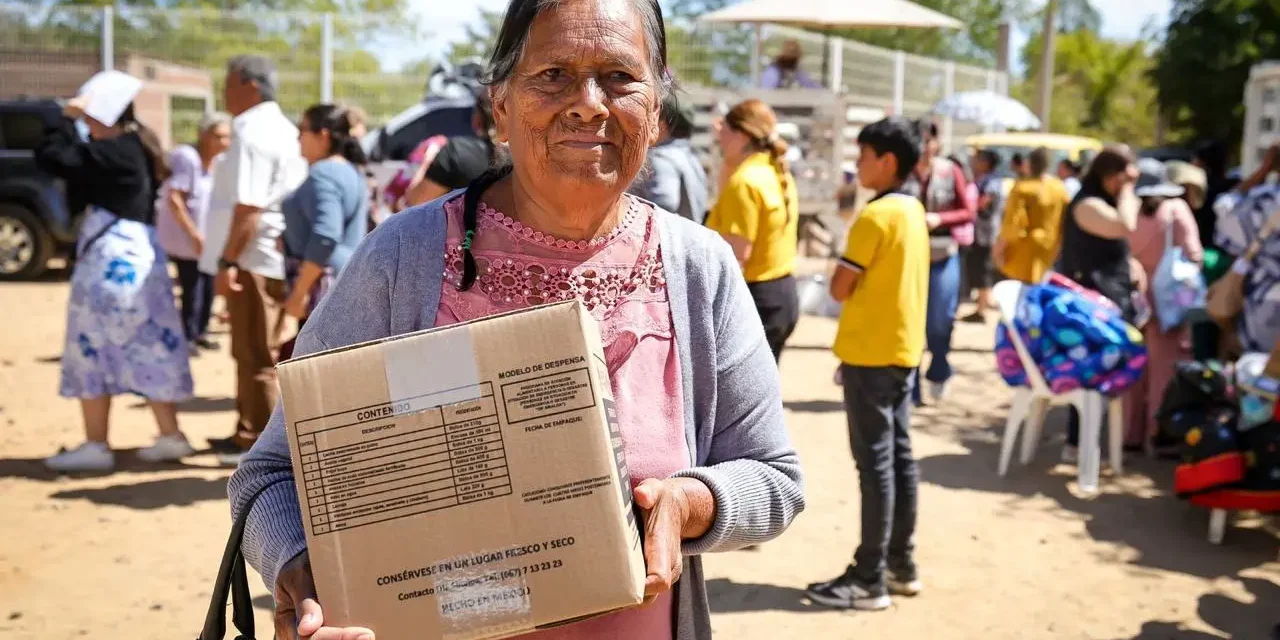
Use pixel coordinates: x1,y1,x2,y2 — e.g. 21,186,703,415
664,0,752,87
1016,29,1159,145
1054,0,1101,33
444,8,504,65
1153,0,1280,148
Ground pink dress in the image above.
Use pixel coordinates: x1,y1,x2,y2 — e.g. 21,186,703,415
1124,199,1203,445
437,194,688,639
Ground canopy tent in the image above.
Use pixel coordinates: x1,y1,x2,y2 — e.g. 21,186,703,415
699,0,964,90
698,0,964,29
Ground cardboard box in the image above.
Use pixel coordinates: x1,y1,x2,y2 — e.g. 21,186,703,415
278,301,645,639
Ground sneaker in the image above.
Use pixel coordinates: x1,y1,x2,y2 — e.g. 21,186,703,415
45,441,115,473
195,337,221,351
805,566,891,611
888,569,923,597
206,436,241,454
1061,445,1079,464
137,433,196,463
928,380,950,403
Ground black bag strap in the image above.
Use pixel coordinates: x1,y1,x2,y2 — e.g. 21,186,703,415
72,216,119,263
198,479,291,640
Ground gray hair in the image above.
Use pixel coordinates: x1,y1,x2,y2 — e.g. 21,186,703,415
484,0,671,100
198,111,230,135
226,55,278,102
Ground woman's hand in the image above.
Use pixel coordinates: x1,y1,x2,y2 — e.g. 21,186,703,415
63,95,87,120
632,477,714,604
188,231,205,258
284,289,310,320
275,552,375,640
925,212,942,230
992,238,1006,266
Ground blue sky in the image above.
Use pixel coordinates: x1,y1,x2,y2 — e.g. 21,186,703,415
393,0,1173,71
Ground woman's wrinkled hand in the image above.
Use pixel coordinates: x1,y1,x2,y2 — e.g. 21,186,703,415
275,552,375,640
632,478,688,603
633,477,714,603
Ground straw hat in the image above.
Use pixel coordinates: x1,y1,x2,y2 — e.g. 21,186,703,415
1166,160,1208,209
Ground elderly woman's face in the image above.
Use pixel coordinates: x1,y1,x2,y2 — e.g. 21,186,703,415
493,0,659,192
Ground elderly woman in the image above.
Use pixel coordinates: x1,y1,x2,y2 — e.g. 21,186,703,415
156,112,231,352
227,0,805,638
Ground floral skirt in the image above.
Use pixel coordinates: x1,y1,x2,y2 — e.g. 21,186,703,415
60,208,193,402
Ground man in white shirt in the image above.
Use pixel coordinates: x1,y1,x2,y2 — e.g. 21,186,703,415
200,54,306,462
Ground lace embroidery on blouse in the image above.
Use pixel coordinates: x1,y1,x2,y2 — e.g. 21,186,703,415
438,195,670,355
441,197,666,309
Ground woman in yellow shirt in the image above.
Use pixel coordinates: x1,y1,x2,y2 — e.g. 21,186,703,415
707,99,801,361
995,146,1071,283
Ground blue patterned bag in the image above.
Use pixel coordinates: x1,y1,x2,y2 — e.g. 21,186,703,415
996,284,1148,396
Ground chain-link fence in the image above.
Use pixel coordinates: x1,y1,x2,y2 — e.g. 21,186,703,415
1,3,1004,152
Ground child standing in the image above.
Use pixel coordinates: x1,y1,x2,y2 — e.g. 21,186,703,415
807,118,930,610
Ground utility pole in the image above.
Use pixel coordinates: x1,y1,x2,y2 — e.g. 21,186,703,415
1037,0,1058,132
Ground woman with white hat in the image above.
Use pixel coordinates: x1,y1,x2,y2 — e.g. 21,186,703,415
36,70,196,472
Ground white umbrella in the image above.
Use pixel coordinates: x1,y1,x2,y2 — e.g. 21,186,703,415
699,0,964,29
931,90,1041,130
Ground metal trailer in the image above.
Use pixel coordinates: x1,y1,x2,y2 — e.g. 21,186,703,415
682,86,892,256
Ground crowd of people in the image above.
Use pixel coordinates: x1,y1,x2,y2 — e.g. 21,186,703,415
38,56,376,472
27,0,1280,634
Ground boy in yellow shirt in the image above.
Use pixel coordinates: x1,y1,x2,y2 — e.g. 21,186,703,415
807,117,930,611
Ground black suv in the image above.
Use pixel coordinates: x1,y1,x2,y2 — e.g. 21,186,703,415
0,98,80,279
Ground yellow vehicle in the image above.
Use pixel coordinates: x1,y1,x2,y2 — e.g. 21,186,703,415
963,132,1104,182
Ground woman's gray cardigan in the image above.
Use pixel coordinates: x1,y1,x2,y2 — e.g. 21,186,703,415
227,195,805,640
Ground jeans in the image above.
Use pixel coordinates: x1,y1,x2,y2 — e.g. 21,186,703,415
841,364,919,585
172,258,213,342
913,253,960,402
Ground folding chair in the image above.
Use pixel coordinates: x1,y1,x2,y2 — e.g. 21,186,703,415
993,280,1125,493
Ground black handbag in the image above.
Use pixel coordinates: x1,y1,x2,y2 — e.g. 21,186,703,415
197,479,289,640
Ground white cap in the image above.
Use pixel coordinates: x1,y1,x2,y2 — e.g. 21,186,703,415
76,70,144,127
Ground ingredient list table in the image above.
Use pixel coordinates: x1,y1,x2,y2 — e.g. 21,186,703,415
296,383,512,535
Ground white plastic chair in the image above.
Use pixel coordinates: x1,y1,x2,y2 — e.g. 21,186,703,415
993,280,1125,493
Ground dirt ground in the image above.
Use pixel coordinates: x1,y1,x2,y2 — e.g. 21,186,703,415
1,273,1277,640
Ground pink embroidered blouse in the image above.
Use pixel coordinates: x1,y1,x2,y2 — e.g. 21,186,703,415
436,194,688,639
